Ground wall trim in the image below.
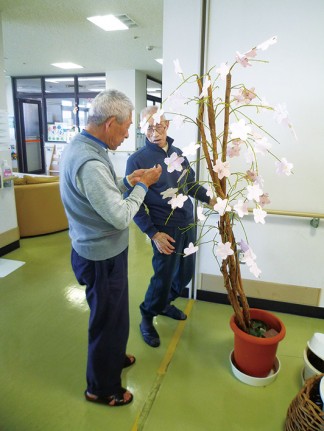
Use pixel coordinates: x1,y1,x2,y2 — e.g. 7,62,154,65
0,239,20,257
181,288,324,319
0,226,20,256
200,273,321,307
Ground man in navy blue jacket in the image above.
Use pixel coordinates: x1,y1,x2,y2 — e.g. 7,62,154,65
126,106,215,347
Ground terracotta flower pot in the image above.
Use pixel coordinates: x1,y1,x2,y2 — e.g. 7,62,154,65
230,308,286,378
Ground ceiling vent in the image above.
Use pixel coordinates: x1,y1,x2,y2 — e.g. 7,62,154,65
115,14,138,29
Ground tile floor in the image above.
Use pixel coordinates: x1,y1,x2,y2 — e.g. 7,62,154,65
0,224,323,431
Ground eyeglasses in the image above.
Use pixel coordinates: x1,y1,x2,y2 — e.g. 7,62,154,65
147,123,167,134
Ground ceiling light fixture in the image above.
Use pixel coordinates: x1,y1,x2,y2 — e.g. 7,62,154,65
51,63,84,70
87,14,128,31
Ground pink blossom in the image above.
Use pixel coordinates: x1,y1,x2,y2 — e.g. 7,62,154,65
274,103,289,124
275,158,293,176
257,36,278,51
216,62,230,80
227,143,240,158
164,152,184,173
160,188,178,199
253,208,267,224
254,175,264,188
233,200,249,218
249,261,262,278
259,193,270,207
216,241,234,260
168,193,188,209
244,48,257,58
240,245,262,278
199,77,211,99
238,239,249,253
213,159,231,180
182,142,200,157
234,87,256,105
254,136,271,156
245,170,258,182
244,147,254,164
230,119,251,141
213,197,231,216
152,109,164,125
241,247,256,265
246,184,263,202
206,185,214,198
184,242,198,257
235,51,252,68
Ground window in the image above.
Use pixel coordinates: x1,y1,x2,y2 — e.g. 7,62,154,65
147,76,162,106
13,74,105,143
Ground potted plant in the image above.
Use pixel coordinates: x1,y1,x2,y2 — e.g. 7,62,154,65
144,36,295,380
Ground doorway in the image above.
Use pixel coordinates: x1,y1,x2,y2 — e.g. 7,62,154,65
17,99,45,174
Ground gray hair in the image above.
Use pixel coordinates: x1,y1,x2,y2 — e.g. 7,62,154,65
140,105,165,121
88,89,134,125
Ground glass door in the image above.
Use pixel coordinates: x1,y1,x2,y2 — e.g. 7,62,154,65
17,99,45,173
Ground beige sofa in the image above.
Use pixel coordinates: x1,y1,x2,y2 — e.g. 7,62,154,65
14,175,68,238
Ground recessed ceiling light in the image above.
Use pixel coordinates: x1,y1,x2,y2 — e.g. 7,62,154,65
87,14,128,31
155,58,163,65
51,63,84,69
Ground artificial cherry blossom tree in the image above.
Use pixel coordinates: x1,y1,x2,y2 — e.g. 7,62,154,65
141,36,295,334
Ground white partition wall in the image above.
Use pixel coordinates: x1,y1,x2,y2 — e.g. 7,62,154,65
163,0,324,307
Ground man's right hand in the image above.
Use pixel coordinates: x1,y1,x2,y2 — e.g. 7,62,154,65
151,231,175,255
140,164,162,187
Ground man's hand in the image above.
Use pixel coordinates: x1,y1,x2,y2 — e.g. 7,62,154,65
152,231,175,255
127,165,162,188
127,169,147,186
140,164,162,187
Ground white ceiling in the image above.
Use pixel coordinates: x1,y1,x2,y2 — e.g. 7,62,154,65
0,0,163,81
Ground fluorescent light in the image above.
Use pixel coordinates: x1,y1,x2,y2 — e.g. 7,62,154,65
87,14,128,31
51,63,84,69
155,58,163,65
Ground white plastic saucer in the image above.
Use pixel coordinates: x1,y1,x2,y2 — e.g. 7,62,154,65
229,350,281,387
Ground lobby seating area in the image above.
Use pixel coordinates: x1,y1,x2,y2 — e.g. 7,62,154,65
13,175,68,237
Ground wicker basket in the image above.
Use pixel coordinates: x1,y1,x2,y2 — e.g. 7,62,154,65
285,374,324,430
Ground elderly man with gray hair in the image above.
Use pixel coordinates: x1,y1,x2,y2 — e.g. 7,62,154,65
60,90,161,407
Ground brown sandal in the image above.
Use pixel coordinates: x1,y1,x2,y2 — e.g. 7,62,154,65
123,354,136,368
85,387,133,407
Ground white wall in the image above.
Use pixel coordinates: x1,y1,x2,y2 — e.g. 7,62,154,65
106,69,147,177
163,0,324,306
0,15,19,248
162,0,203,147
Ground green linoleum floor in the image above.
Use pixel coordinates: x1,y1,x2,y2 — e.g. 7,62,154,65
0,223,324,431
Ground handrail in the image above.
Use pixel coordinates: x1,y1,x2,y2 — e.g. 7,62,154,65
264,209,324,219
248,208,324,219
